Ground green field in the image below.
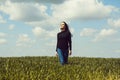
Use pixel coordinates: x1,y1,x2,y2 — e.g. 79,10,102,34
0,56,120,80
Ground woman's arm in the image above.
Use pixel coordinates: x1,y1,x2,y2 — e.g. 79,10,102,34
56,33,58,52
68,33,72,55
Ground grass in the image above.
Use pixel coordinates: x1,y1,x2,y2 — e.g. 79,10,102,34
0,56,120,80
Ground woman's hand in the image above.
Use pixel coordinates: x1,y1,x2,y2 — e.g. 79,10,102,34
69,50,72,56
55,52,58,57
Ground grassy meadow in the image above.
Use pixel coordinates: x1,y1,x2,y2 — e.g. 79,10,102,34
0,56,120,80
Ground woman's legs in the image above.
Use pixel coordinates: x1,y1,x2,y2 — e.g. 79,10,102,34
57,48,64,65
63,49,68,64
57,48,68,65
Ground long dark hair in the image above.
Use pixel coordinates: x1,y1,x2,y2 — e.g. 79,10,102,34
62,21,72,37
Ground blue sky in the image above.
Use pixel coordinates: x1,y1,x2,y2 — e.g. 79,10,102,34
0,0,120,58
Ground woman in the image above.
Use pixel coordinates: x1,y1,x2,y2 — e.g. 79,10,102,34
56,21,72,65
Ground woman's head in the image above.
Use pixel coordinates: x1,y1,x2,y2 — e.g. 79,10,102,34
60,21,69,31
60,22,65,31
60,21,72,36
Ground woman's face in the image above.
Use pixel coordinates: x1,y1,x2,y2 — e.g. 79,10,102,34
60,22,65,31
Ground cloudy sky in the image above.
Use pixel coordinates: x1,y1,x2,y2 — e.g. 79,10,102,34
0,0,120,58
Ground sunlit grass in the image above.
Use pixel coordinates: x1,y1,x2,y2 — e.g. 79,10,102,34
0,56,120,80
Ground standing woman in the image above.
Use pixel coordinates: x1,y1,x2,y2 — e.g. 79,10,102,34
56,21,72,65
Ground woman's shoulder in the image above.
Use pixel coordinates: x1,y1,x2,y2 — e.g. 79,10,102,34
57,31,70,36
57,32,61,34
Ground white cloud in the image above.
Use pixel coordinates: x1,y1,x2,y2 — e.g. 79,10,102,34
32,26,57,38
3,0,65,4
99,29,117,36
0,1,49,22
9,24,15,30
18,34,30,42
0,32,6,37
0,32,7,45
52,0,115,20
26,17,60,31
16,34,35,47
30,18,60,38
115,49,120,53
32,27,45,37
0,15,6,23
0,39,7,44
93,29,117,42
80,28,97,37
108,19,120,28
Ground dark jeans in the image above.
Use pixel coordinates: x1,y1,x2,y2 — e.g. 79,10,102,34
57,48,68,65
